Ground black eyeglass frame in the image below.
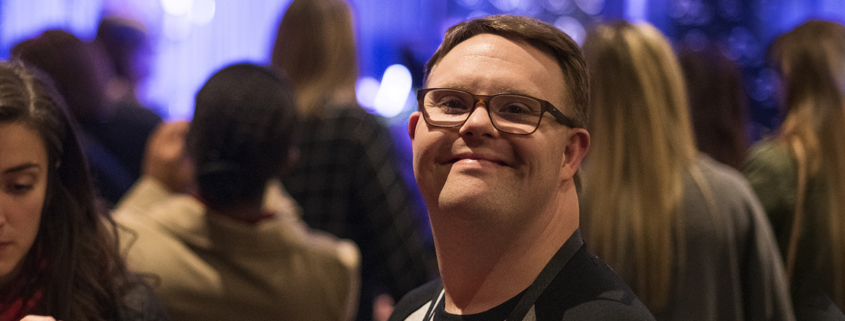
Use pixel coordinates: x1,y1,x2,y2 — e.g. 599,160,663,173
416,88,580,135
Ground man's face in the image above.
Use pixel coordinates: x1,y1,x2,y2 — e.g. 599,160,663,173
410,33,578,224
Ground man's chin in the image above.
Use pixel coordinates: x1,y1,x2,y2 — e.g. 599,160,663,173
437,188,505,216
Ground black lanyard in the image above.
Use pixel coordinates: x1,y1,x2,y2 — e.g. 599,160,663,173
423,230,584,321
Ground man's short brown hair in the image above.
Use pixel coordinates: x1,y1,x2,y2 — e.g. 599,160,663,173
424,14,589,127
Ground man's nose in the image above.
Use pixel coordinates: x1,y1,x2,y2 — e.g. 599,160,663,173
458,103,499,138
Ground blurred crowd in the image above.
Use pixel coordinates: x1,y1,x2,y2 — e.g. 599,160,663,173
0,0,843,320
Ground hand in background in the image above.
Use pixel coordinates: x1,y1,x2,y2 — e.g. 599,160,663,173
143,120,195,194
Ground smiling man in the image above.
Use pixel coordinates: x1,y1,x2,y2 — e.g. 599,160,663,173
388,15,655,321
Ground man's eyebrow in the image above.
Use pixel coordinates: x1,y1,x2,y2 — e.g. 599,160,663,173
2,163,41,174
429,84,531,96
497,88,530,96
429,83,474,92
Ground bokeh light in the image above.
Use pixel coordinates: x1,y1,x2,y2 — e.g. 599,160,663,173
161,0,193,16
683,29,708,51
541,0,572,14
490,0,522,12
374,64,414,118
356,76,381,110
162,13,192,40
717,0,740,19
750,68,779,103
726,26,760,66
468,10,492,19
554,16,586,45
457,0,485,8
626,0,649,20
575,0,604,15
190,0,216,25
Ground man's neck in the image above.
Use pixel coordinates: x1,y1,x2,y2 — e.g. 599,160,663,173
431,190,579,315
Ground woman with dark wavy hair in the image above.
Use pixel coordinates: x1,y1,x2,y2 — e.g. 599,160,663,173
0,60,167,321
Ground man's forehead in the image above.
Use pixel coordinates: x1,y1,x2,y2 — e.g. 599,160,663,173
431,34,535,69
427,34,567,105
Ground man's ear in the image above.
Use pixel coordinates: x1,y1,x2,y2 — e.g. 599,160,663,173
560,128,590,180
409,111,421,140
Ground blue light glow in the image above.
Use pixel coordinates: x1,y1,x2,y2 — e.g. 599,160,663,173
575,0,604,15
161,0,193,16
162,13,192,40
490,0,521,12
750,68,779,102
671,0,713,25
468,10,492,19
190,0,216,25
626,0,648,20
541,0,572,14
373,64,413,118
717,0,739,19
356,76,381,110
726,26,760,66
457,0,485,8
554,16,586,45
683,29,708,51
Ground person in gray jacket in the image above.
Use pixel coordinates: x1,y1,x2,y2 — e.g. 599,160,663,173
580,21,794,320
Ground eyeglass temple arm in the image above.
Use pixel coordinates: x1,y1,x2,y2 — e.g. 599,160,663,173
545,103,579,128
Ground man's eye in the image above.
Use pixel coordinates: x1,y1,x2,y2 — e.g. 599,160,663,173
502,103,531,114
441,99,467,109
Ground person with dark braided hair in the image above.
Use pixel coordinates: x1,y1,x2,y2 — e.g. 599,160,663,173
114,63,360,321
0,60,168,321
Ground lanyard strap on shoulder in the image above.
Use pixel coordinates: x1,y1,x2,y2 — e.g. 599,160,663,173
423,285,444,321
505,230,583,321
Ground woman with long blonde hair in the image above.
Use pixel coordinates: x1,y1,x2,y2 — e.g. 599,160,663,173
744,20,845,318
581,21,793,319
271,0,432,319
271,0,358,117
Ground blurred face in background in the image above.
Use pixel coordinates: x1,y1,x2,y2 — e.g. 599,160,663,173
0,122,48,289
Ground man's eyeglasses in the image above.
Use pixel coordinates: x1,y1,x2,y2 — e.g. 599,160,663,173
416,88,579,135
